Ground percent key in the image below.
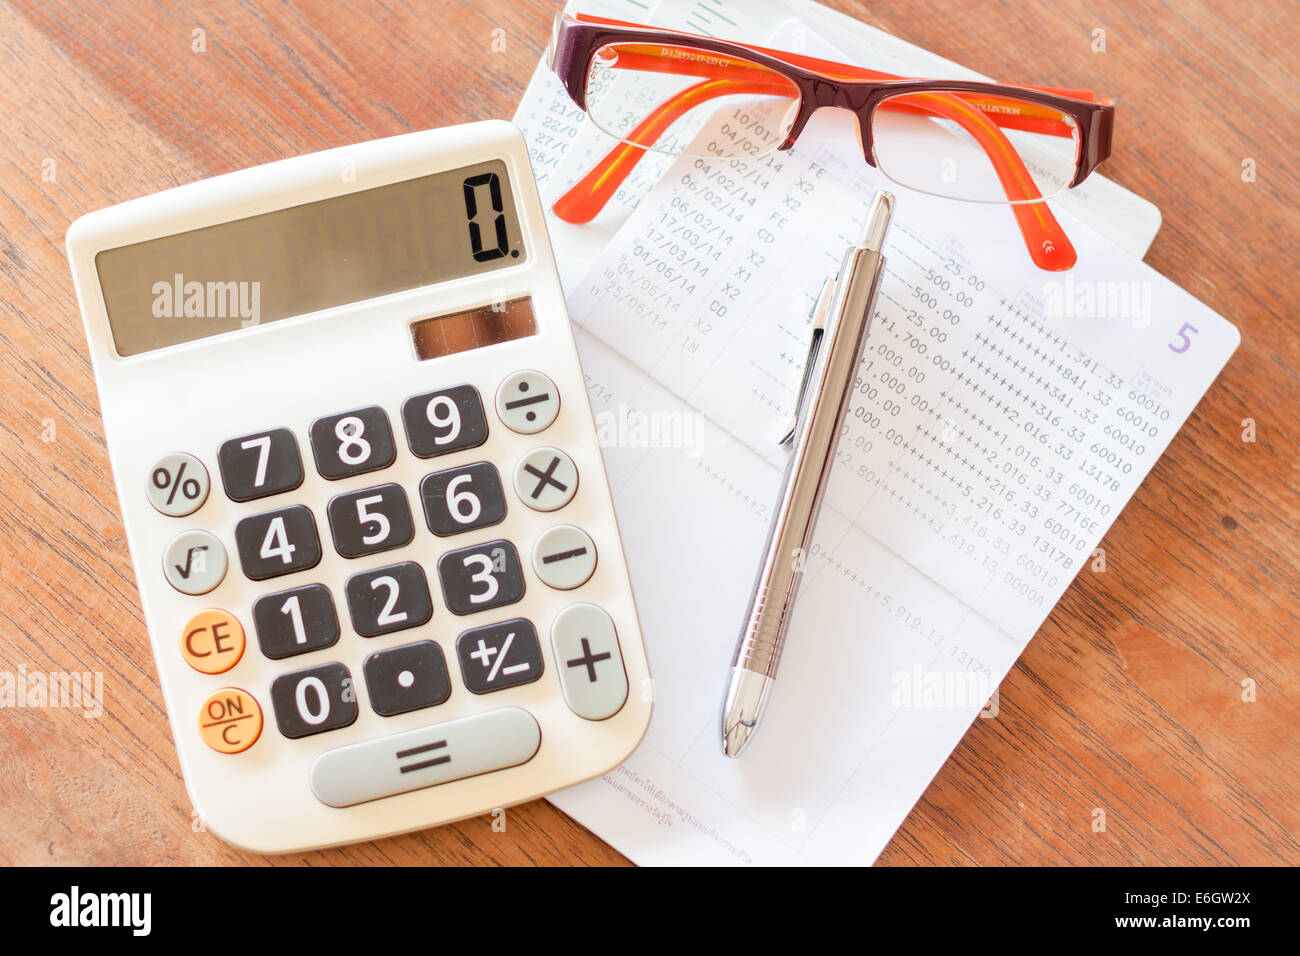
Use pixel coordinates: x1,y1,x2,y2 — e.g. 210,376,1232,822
146,452,210,517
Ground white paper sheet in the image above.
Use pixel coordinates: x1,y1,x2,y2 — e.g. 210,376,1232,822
516,0,1228,865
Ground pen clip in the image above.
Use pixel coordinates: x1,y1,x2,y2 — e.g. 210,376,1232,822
779,274,835,446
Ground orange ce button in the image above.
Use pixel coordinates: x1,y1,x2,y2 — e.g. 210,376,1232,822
199,687,263,754
181,609,245,674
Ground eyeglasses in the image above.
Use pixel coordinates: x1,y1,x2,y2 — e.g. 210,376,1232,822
546,13,1116,271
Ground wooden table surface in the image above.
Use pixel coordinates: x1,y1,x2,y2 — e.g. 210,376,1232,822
1,0,1296,866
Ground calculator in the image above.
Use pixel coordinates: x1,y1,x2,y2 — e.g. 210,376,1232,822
65,121,652,853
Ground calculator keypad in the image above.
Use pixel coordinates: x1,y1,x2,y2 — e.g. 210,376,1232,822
161,367,629,765
345,561,434,637
270,662,359,738
253,583,340,660
419,462,507,536
310,406,397,480
402,385,489,458
234,505,323,580
438,540,526,615
326,483,415,558
364,641,452,717
218,428,304,502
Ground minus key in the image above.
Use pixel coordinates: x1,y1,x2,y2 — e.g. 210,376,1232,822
531,525,597,591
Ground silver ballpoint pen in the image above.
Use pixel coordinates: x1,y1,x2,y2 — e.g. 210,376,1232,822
721,190,894,758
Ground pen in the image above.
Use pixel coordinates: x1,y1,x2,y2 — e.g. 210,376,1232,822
721,190,894,758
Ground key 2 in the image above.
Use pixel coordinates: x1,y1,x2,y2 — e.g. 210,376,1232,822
345,561,433,637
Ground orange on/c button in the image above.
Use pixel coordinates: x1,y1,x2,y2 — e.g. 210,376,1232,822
181,609,245,674
199,687,263,754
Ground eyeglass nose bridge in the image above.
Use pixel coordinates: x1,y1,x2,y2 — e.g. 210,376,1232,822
778,78,882,167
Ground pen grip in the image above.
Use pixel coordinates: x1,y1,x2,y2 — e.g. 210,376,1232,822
733,577,800,676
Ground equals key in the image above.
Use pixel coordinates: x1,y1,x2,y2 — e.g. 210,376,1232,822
532,525,597,590
395,738,450,774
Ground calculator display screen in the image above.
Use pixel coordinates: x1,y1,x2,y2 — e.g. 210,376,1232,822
95,159,526,356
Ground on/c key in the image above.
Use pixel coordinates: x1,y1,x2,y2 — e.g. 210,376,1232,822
198,687,263,754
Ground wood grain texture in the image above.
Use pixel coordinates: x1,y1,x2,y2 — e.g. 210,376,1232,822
0,0,1294,866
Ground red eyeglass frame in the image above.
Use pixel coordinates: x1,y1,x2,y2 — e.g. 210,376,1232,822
547,13,1116,271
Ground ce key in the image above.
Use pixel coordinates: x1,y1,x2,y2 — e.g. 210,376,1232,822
181,609,246,674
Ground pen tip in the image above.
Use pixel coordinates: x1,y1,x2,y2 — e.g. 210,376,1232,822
861,191,894,251
721,718,755,758
721,669,772,759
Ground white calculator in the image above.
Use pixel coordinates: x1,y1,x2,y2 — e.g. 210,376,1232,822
65,121,652,854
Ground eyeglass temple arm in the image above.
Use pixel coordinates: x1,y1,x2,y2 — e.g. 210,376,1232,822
552,70,1076,268
900,91,1076,269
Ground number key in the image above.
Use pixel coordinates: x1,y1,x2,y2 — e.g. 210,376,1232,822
234,505,322,580
327,483,414,558
345,561,433,637
420,462,506,536
438,540,525,615
270,662,358,739
253,583,340,659
218,428,303,502
402,385,488,458
310,406,396,480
